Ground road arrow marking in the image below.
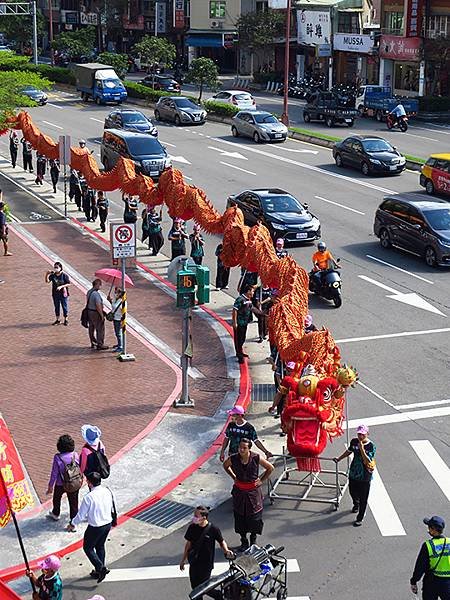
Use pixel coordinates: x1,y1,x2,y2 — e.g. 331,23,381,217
278,147,319,154
170,155,191,165
358,275,446,316
208,146,248,160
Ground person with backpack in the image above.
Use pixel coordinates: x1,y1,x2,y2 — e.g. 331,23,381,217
80,424,110,479
46,434,82,528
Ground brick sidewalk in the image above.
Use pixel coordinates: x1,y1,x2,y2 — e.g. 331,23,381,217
0,221,232,501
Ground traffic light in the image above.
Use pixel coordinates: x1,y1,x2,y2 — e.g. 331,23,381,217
177,269,196,308
195,265,210,305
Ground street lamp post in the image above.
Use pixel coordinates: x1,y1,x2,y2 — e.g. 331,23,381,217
280,0,292,127
48,0,54,66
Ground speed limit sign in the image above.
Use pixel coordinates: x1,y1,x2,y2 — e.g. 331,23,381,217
110,222,136,259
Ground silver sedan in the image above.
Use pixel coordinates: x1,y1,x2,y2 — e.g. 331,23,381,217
231,111,288,143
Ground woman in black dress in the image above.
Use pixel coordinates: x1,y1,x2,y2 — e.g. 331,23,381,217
223,438,274,551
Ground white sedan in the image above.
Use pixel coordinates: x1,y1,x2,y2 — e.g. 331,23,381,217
211,90,257,111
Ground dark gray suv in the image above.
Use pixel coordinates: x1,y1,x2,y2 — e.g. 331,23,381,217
374,194,450,267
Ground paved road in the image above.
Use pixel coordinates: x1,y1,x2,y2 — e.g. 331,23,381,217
2,92,449,599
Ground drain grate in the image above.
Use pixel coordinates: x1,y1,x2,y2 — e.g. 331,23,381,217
252,383,276,402
133,499,194,529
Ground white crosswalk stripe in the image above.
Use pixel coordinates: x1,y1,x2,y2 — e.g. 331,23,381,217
409,440,450,501
368,469,407,537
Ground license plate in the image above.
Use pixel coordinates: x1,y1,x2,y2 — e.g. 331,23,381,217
194,116,200,121
345,119,352,123
150,171,159,176
389,165,398,171
296,232,308,239
274,134,282,138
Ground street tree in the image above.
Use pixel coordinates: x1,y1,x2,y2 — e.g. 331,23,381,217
51,26,96,61
132,36,176,86
0,5,45,54
236,9,285,74
97,52,129,78
0,70,51,129
185,57,220,102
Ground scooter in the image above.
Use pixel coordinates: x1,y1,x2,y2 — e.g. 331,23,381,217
386,113,408,132
309,264,342,308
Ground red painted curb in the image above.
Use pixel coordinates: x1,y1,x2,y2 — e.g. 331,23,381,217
0,580,21,599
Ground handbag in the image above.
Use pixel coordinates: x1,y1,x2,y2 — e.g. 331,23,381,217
108,487,118,527
106,299,121,322
80,290,93,328
188,524,211,565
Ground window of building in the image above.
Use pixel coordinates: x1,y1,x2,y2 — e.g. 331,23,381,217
383,11,404,35
394,62,419,93
337,12,360,34
209,0,226,19
256,1,268,12
426,15,449,39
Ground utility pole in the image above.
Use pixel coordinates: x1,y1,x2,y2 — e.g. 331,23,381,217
48,0,54,65
31,1,38,65
280,0,291,126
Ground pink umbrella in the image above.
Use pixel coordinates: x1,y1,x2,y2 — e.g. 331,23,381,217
95,268,134,295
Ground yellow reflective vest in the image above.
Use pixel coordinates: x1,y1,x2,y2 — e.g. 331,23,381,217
426,537,450,577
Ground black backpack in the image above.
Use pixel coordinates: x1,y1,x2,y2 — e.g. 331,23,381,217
86,446,110,479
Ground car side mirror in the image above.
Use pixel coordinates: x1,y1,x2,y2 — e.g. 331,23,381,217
412,223,422,230
336,257,341,263
303,203,309,210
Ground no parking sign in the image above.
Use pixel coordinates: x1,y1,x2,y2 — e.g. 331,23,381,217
110,222,136,259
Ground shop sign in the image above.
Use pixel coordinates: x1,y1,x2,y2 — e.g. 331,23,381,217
223,33,236,49
80,12,98,26
379,35,422,62
268,0,288,7
297,10,331,46
157,2,166,34
317,43,332,57
123,14,145,30
404,0,423,38
173,0,185,29
61,10,78,25
333,33,372,54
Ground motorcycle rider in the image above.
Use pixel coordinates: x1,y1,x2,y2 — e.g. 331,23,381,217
389,103,407,126
311,241,339,287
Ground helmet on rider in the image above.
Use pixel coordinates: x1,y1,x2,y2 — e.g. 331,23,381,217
317,241,326,252
79,139,86,147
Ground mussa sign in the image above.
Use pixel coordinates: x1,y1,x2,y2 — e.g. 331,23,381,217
333,33,373,54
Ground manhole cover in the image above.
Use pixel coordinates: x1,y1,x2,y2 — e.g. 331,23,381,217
133,499,194,528
252,383,276,402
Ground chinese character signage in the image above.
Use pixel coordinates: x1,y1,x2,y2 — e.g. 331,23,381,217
404,0,423,37
173,0,185,29
80,12,98,26
297,10,331,45
0,416,34,528
157,2,166,34
379,35,422,62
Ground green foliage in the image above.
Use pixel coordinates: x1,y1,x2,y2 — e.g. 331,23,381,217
204,100,239,117
404,154,426,164
0,55,75,85
132,36,176,67
418,96,450,112
236,10,285,57
0,70,52,129
289,126,341,142
97,52,129,78
51,26,96,61
0,51,31,69
0,8,45,53
125,81,174,101
185,57,220,102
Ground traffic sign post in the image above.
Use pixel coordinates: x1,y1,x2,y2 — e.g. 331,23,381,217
110,222,136,362
59,135,71,218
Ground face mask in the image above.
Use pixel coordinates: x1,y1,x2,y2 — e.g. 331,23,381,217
192,516,203,525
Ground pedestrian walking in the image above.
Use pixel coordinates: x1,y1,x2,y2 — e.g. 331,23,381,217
86,278,108,350
107,287,124,353
21,138,33,172
223,438,274,551
168,218,188,260
268,361,297,419
237,268,258,293
220,405,273,462
180,505,234,600
147,207,164,256
97,191,109,233
275,238,288,259
90,190,98,223
26,555,63,600
68,472,116,584
253,284,272,343
35,153,47,185
80,425,109,479
45,261,70,326
232,284,262,363
123,193,138,224
215,243,230,290
410,516,450,600
0,199,12,256
69,170,82,210
189,224,205,265
46,434,81,527
333,424,376,527
49,159,60,193
9,131,19,168
82,187,93,221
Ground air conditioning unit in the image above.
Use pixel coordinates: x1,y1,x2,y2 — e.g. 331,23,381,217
211,20,224,29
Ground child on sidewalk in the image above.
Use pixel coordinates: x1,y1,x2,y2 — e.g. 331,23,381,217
26,554,63,600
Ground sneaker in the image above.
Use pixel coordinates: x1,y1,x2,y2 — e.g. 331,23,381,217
115,347,123,353
52,319,60,325
46,511,60,521
351,505,359,514
66,523,76,532
96,345,109,351
353,520,363,527
63,319,68,326
90,570,99,579
97,566,110,583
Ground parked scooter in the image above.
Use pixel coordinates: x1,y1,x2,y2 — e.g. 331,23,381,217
386,113,408,132
309,262,342,308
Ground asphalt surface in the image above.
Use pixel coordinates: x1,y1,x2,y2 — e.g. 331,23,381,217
2,91,450,600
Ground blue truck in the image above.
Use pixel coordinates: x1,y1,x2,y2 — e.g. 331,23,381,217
355,85,419,121
74,63,127,105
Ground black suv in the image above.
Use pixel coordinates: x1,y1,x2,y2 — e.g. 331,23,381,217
104,109,158,137
374,194,450,267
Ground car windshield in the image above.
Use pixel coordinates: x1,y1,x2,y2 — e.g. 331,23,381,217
126,137,163,155
262,195,304,213
424,208,450,230
159,78,175,84
174,98,199,109
122,112,147,123
362,139,393,152
21,86,37,92
254,114,277,124
104,79,121,89
235,94,252,101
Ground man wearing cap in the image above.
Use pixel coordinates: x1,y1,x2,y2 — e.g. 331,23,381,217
0,199,12,256
275,238,288,259
411,516,450,599
220,406,272,462
232,284,263,364
26,554,63,600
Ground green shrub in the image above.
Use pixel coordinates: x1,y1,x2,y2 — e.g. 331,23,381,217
289,126,341,143
204,100,239,117
125,80,174,101
418,96,450,112
0,61,75,85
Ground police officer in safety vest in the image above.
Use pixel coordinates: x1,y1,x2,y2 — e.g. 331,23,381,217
410,516,450,600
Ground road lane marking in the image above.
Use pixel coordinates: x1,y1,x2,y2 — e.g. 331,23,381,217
404,132,438,142
104,559,300,582
347,406,450,428
315,195,365,215
46,102,63,110
210,136,396,194
358,275,446,316
396,399,450,410
220,161,256,175
278,147,319,155
208,146,248,160
336,327,450,344
42,120,63,130
417,124,450,135
410,440,450,501
357,381,396,409
161,141,176,147
368,470,406,536
90,117,104,123
366,254,434,284
170,155,191,165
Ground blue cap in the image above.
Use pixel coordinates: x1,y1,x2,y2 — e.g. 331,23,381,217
423,516,445,531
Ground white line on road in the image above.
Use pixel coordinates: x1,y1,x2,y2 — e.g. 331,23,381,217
89,117,104,123
359,274,399,294
161,141,176,147
105,559,300,582
42,120,63,130
396,398,450,410
405,132,439,142
315,195,365,215
366,254,434,285
347,406,450,429
220,161,256,175
336,327,450,344
416,124,450,136
368,470,406,536
357,381,396,409
410,440,450,501
46,102,63,110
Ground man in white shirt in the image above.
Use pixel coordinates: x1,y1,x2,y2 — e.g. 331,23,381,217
390,103,406,123
68,472,115,583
